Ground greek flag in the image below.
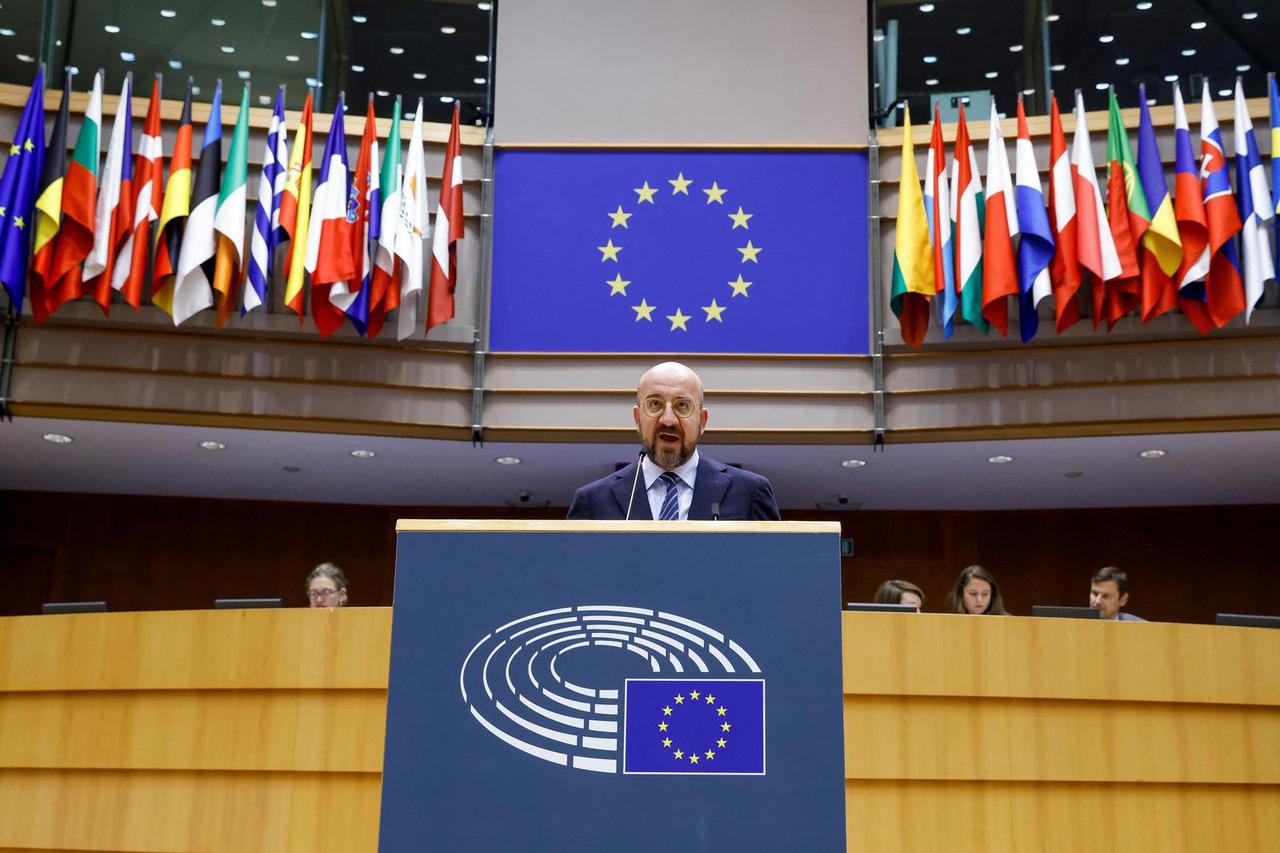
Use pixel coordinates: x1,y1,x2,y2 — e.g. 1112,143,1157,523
245,87,288,313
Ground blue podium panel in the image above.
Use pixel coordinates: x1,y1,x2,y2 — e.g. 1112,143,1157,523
378,520,846,852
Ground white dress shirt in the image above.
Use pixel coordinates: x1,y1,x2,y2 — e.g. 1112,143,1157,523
642,450,700,520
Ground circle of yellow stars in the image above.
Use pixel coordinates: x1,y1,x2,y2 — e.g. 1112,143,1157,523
596,171,761,332
656,687,731,766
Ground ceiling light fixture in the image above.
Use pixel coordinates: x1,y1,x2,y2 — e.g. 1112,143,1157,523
1181,48,1196,56
1217,88,1231,97
1115,57,1130,65
919,3,935,11
1098,34,1114,43
496,456,521,465
441,25,457,34
1009,43,1023,52
350,449,377,459
220,45,235,53
985,70,998,79
104,24,121,33
440,95,455,103
1236,64,1251,72
1163,73,1178,82
286,54,300,62
476,53,489,62
389,46,405,54
376,89,389,97
922,55,937,64
120,51,136,61
1051,63,1066,71
262,0,276,6
1138,449,1167,459
257,94,270,105
1136,1,1152,8
168,59,183,69
1190,20,1206,30
1095,82,1110,90
956,26,971,35
211,18,225,26
926,78,939,86
413,72,426,79
1046,13,1060,21
1022,87,1035,95
479,2,493,9
42,433,73,444
160,9,176,17
199,440,227,451
473,76,486,84
0,28,14,36
987,455,1014,464
237,69,250,79
352,14,367,23
16,53,34,62
840,459,867,468
301,31,318,39
1242,11,1259,20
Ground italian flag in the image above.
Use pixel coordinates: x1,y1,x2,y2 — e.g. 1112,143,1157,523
950,105,988,333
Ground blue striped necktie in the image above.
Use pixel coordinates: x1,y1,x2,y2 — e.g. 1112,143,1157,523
657,472,682,521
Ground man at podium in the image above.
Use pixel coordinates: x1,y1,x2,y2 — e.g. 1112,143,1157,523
568,362,781,521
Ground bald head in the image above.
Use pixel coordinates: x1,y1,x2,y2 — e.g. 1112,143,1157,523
634,362,708,470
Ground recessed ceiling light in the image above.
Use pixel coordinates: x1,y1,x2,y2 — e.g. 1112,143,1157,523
104,24,120,33
262,0,276,6
376,89,389,97
1064,471,1084,479
922,55,937,64
257,94,270,105
840,459,867,468
1164,73,1178,82
211,18,225,26
1098,34,1114,43
350,449,377,459
169,59,183,69
496,456,521,465
478,2,492,9
301,31,318,39
440,95,455,103
120,51,135,61
389,46,405,54
956,26,971,35
1009,43,1023,52
305,77,320,88
1051,63,1066,71
987,455,1014,464
1190,20,1206,30
42,432,73,444
1136,1,1152,9
1242,11,1259,20
475,53,489,62
282,465,301,473
286,54,300,62
1095,82,1110,90
160,9,176,17
413,72,426,80
221,45,235,53
926,78,939,86
473,76,486,84
1217,88,1231,97
237,69,250,79
0,28,14,36
441,25,457,34
1138,449,1167,459
352,14,367,23
985,70,998,79
1236,64,1251,72
1046,13,1060,21
1181,48,1196,56
873,32,885,42
1022,87,1035,95
1115,57,1130,65
919,3,935,11
199,440,227,451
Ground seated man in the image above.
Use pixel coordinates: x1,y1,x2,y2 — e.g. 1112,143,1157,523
1089,566,1145,621
567,361,780,521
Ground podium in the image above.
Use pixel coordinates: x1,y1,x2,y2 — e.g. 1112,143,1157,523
378,519,847,852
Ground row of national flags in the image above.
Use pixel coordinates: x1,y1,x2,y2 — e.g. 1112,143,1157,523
0,68,465,339
892,78,1280,348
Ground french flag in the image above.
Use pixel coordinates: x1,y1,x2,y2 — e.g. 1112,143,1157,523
305,93,356,336
1015,95,1054,342
1198,80,1245,328
1047,93,1081,332
1233,78,1275,322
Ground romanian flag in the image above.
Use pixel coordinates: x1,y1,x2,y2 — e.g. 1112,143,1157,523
305,93,355,337
47,68,103,317
1071,90,1123,330
888,106,933,349
1103,89,1144,329
0,66,44,311
950,105,987,333
369,96,403,339
924,106,955,339
152,81,194,316
29,69,72,324
428,101,465,330
1135,86,1180,323
212,83,251,328
280,90,314,317
1198,80,1245,328
84,73,133,314
1047,93,1081,332
981,101,1018,336
117,75,163,310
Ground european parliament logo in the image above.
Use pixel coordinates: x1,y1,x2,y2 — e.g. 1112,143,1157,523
459,605,766,776
489,150,870,355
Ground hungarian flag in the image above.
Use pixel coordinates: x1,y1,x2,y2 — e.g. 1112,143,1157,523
1233,78,1275,322
1071,90,1122,329
1014,96,1054,343
47,68,103,317
333,97,380,336
117,75,163,310
212,83,251,328
1047,93,1081,332
981,101,1018,336
173,80,222,325
29,69,72,324
305,93,355,337
1135,86,1181,323
84,73,133,314
280,90,315,318
0,65,45,311
1102,89,1144,329
950,105,987,333
152,81,194,317
369,96,403,339
428,101,465,330
1198,80,1245,328
924,106,955,339
395,99,428,340
888,106,933,349
245,87,288,314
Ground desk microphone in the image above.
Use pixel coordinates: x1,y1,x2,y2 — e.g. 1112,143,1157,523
710,502,720,521
624,449,645,520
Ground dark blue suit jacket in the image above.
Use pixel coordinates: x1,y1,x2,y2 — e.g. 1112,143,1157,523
567,454,781,520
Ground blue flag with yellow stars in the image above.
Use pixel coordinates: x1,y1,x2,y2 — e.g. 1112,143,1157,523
490,150,869,354
0,67,45,309
623,678,765,774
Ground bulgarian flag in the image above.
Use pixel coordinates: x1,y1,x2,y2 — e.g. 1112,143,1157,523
888,106,933,349
280,90,315,318
1103,88,1144,329
84,73,133,315
117,75,163,310
1047,92,1081,332
305,93,355,337
427,101,465,330
1135,85,1181,323
981,100,1018,336
950,105,987,333
212,83,251,329
368,95,403,339
924,105,956,338
47,68,103,317
29,69,70,324
152,80,194,317
1071,89,1123,329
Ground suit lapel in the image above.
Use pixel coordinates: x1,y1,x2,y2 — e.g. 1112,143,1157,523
689,455,730,520
610,461,652,519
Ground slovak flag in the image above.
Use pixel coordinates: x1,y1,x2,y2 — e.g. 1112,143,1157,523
305,93,356,337
1198,80,1245,328
1171,81,1214,334
1233,78,1275,322
1014,95,1054,342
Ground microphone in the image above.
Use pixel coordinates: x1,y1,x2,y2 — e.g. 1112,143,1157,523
624,449,645,520
710,502,720,521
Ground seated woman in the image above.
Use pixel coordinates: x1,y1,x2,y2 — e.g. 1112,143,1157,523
946,565,1008,615
306,562,349,608
873,579,925,612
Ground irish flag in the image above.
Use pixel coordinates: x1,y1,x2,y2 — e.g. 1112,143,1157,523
369,96,403,339
212,83,251,328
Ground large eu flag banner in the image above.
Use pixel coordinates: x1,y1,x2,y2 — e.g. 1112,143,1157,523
489,150,870,354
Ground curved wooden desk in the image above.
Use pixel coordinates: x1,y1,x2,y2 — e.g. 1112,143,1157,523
0,609,1276,850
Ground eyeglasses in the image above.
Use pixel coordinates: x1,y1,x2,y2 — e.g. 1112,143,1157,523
307,589,341,601
639,396,701,419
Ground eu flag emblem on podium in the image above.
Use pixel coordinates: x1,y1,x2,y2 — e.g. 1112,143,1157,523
623,679,765,774
490,150,870,354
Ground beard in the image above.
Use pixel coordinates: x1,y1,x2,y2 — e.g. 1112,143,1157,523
644,430,694,470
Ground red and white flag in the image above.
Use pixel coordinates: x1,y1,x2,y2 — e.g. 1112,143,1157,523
1070,90,1122,329
981,101,1018,335
427,102,465,330
1047,93,1081,331
84,73,133,314
116,75,163,309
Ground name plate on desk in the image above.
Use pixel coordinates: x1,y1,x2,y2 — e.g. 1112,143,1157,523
378,520,846,852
